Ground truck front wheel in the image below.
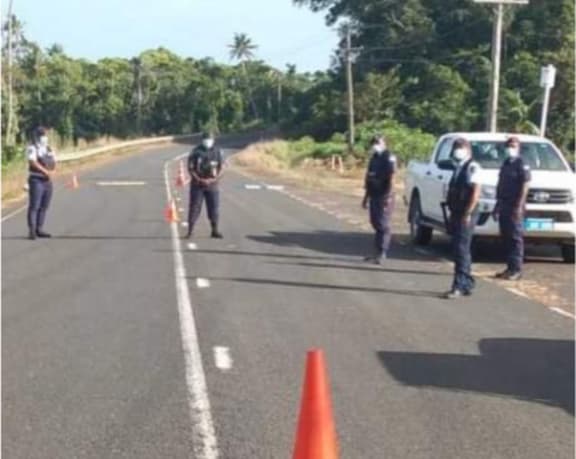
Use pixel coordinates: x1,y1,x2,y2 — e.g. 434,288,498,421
409,195,433,246
561,243,575,263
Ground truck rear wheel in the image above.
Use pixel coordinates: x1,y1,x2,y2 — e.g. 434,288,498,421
409,195,433,246
561,244,575,263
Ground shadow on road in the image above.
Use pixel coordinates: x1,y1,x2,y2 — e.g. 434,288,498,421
267,261,450,277
2,235,170,240
207,276,441,299
247,230,444,262
378,338,575,415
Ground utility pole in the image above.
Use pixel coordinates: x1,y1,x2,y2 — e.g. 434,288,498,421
539,64,556,137
475,0,529,132
6,0,15,146
487,3,503,132
344,23,355,153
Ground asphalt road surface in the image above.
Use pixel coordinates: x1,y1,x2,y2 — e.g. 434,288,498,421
3,141,574,459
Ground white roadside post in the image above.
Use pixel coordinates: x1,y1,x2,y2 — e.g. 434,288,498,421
474,0,530,132
539,64,557,138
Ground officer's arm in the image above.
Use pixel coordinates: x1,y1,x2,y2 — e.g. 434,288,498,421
27,147,52,178
515,166,531,212
187,151,203,182
465,183,481,217
214,149,225,179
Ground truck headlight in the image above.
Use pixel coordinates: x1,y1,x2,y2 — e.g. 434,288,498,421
481,185,497,199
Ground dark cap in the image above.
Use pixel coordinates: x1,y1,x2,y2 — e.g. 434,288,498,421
370,134,385,145
201,131,214,140
505,136,520,146
453,138,470,149
35,126,47,137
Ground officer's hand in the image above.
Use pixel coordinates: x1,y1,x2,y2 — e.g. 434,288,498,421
492,208,499,221
462,214,471,226
361,198,368,209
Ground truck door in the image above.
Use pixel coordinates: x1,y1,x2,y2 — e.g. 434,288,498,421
425,138,454,223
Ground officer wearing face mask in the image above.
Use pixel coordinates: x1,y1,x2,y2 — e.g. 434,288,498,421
26,126,56,240
493,136,531,280
443,138,482,299
362,134,396,264
185,132,224,239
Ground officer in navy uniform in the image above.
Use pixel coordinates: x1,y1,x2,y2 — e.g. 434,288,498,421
443,138,482,299
493,136,531,280
362,135,396,264
185,132,224,239
26,126,56,240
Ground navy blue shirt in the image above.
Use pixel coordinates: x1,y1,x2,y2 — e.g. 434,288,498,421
365,150,396,196
188,145,223,181
496,157,531,209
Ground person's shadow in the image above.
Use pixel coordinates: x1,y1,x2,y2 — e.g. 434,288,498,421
378,338,574,415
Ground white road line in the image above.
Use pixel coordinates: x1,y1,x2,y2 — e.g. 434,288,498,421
1,204,26,222
179,207,185,212
181,222,189,228
96,180,147,186
265,184,285,191
188,242,198,251
163,159,219,459
213,347,233,371
549,307,576,320
244,184,262,190
196,278,211,289
176,196,182,202
506,287,529,298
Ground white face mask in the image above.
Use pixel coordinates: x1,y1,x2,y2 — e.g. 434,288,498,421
202,138,214,149
453,148,468,162
506,147,519,158
39,136,49,147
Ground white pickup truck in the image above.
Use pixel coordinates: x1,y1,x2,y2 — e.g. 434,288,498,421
404,132,575,263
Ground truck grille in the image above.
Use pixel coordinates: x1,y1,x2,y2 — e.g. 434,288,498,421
527,189,573,204
525,210,573,223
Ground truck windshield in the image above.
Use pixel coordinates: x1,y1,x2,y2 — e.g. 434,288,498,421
470,141,568,171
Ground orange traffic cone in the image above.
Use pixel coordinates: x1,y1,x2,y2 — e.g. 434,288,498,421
164,199,180,223
292,349,339,459
66,173,79,190
175,160,187,187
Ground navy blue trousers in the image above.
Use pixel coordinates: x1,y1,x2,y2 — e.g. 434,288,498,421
450,213,478,293
188,184,219,231
27,176,53,233
499,211,524,273
369,193,394,256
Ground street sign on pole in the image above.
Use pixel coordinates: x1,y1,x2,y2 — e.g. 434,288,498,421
539,64,557,137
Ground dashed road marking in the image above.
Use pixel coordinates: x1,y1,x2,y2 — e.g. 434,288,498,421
213,347,233,371
96,181,147,186
265,184,285,191
244,184,262,190
181,222,189,228
187,242,198,251
196,278,211,289
179,207,185,212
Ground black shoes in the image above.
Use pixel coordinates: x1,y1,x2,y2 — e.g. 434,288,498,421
211,230,223,239
495,270,522,281
28,230,51,240
364,254,385,265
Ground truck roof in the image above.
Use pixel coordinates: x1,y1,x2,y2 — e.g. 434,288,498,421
443,132,550,143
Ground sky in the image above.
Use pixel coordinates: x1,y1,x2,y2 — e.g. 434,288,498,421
2,0,339,72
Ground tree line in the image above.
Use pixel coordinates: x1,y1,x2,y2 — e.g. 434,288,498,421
2,0,574,163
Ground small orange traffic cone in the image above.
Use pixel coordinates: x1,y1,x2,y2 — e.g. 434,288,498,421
292,349,339,459
164,199,180,223
175,160,187,187
66,173,80,190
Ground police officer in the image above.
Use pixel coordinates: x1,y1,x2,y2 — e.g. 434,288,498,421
362,135,396,264
26,126,56,240
185,132,224,239
493,136,531,280
443,138,482,299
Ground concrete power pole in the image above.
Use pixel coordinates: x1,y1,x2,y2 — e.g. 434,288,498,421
487,3,504,132
345,23,355,153
6,0,15,146
476,0,529,132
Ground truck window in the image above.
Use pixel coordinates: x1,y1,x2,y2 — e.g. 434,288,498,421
470,141,568,171
435,139,454,164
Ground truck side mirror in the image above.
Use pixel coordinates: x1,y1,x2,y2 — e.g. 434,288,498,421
437,159,456,171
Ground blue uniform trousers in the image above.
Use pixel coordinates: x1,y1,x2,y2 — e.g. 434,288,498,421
450,212,478,293
369,193,394,256
499,210,524,273
188,184,219,231
27,176,53,234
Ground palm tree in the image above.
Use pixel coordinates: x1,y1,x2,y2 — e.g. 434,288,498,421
228,33,258,119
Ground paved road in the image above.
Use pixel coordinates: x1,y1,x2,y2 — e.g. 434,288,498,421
3,141,574,459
